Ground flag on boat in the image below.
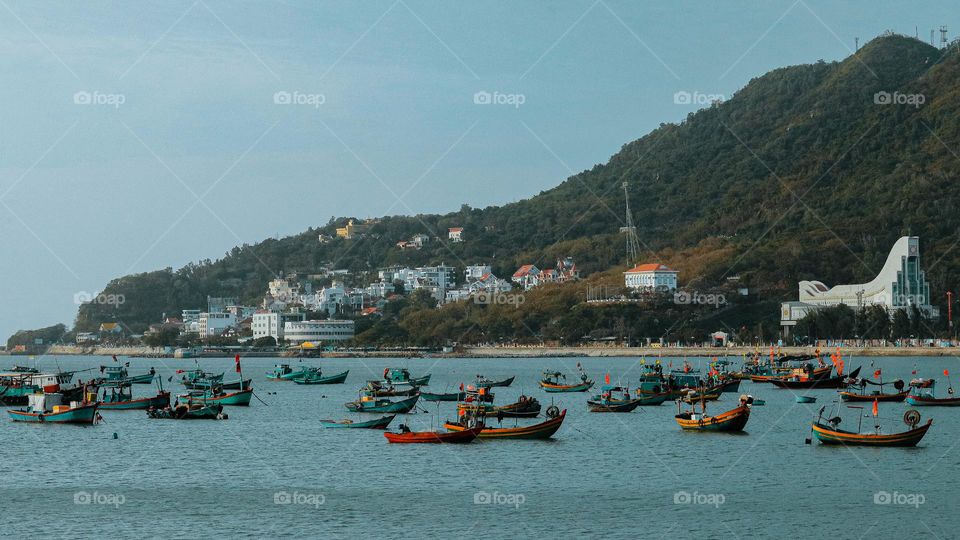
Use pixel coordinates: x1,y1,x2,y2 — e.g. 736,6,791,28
872,399,879,417
945,369,951,377
604,373,611,384
874,369,882,378
235,354,241,373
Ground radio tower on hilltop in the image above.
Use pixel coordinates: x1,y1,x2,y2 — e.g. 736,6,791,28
620,181,642,266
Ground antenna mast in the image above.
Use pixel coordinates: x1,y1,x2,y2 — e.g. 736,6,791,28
940,25,949,49
621,181,642,265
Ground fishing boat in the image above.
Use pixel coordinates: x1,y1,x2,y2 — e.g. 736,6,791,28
840,388,908,402
632,389,672,406
795,395,817,404
587,385,646,412
291,369,349,385
362,380,418,396
98,381,171,410
266,364,313,381
457,396,541,418
345,394,420,413
383,368,431,386
680,389,722,403
538,367,593,393
8,393,99,424
905,388,960,406
321,415,396,429
809,407,932,447
384,424,482,444
177,387,253,406
769,367,860,390
147,402,227,420
475,375,515,388
99,364,155,385
444,409,566,439
675,395,753,432
7,365,38,373
0,370,83,406
421,391,467,402
183,376,250,390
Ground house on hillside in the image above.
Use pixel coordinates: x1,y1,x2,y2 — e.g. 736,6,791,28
448,227,463,242
512,264,541,290
624,263,678,290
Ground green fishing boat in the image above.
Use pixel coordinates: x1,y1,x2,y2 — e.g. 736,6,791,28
177,387,253,406
345,394,419,413
291,368,349,385
267,364,312,381
98,380,171,410
422,391,466,402
8,393,99,424
382,368,430,386
321,415,396,429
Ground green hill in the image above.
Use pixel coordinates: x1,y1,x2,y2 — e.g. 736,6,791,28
67,34,960,343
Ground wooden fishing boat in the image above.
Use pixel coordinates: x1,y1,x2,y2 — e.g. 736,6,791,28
180,369,224,387
905,391,960,406
99,385,171,410
769,367,860,390
184,377,251,390
675,396,753,432
457,396,541,418
382,368,431,387
384,425,482,444
177,387,253,406
811,419,932,446
539,368,593,393
346,394,419,413
795,395,817,404
840,390,908,402
8,393,99,424
632,390,671,406
680,390,721,404
292,370,349,385
588,385,646,412
266,364,312,381
444,409,566,439
421,391,466,402
362,380,418,396
321,415,396,429
476,375,515,388
147,402,227,420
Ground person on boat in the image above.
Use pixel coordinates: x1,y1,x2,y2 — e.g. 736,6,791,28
399,424,410,433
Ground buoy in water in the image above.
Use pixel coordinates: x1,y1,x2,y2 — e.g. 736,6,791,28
113,432,118,439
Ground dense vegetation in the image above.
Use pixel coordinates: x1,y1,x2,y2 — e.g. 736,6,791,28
37,35,960,345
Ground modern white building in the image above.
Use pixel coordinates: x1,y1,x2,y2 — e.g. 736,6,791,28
465,264,492,281
624,263,679,290
198,312,238,337
283,320,355,344
781,236,938,335
252,311,306,342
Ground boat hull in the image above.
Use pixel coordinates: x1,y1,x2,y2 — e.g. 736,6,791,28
445,410,566,439
811,420,932,446
292,371,349,385
422,392,466,402
384,427,481,443
345,395,420,413
8,403,99,424
179,388,253,406
840,391,908,402
905,395,960,406
321,415,396,429
478,376,514,388
587,399,644,412
100,391,171,410
539,381,593,393
676,405,750,432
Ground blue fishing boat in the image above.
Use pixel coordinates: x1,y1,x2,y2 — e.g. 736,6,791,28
8,393,99,424
345,394,419,413
383,368,430,386
321,415,396,429
292,368,349,385
587,385,646,412
98,381,171,410
796,395,817,404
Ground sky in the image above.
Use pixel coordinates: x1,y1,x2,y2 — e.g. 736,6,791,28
0,0,954,340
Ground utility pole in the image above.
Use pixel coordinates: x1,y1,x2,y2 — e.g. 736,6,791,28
621,181,642,266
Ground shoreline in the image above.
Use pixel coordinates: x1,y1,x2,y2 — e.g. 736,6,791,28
2,344,957,359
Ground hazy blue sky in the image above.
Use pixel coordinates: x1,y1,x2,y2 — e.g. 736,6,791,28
0,0,953,340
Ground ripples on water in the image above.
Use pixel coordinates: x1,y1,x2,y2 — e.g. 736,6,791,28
2,355,958,538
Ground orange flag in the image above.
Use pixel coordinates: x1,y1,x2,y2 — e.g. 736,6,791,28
872,398,879,417
945,369,951,377
605,373,611,385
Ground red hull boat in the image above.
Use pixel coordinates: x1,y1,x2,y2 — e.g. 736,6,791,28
384,426,482,444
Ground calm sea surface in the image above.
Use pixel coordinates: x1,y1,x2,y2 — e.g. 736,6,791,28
2,354,959,539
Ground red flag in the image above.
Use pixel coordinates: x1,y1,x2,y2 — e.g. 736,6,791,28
912,370,917,375
459,382,464,391
874,369,882,378
235,354,241,373
872,399,878,417
604,373,611,385
945,369,951,377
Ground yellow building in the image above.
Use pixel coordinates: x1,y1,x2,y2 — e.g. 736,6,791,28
335,219,368,239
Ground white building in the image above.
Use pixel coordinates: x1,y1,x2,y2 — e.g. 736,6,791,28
181,309,201,323
448,227,463,242
624,263,679,290
512,264,540,290
781,236,939,335
198,312,238,337
252,311,306,342
465,264,492,281
283,320,355,344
